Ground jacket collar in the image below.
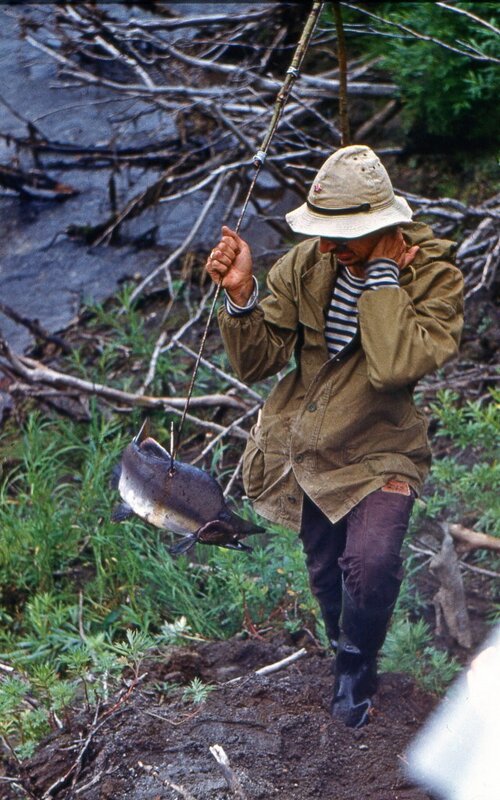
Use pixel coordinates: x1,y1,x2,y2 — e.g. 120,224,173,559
300,250,338,332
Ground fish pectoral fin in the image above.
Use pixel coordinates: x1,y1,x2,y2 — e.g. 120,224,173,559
111,502,135,523
169,535,197,556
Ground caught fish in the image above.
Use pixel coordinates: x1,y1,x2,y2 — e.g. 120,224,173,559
112,421,265,555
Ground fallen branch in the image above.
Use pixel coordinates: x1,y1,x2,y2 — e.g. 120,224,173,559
354,98,400,142
255,648,308,676
42,674,145,800
1,735,39,800
141,707,203,728
418,365,499,397
41,705,101,798
0,162,77,200
448,523,500,554
223,452,244,498
192,402,261,464
175,342,263,403
127,170,228,306
466,235,500,298
408,542,500,579
0,337,246,413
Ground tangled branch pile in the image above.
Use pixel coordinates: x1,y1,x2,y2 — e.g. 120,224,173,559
0,2,498,427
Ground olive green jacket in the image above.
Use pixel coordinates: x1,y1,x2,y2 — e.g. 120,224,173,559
218,222,464,532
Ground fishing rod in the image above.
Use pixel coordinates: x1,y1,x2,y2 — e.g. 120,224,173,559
171,1,325,468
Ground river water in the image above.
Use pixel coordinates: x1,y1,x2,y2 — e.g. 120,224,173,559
0,3,293,351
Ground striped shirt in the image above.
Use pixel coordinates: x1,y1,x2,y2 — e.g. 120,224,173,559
325,267,364,357
325,260,399,357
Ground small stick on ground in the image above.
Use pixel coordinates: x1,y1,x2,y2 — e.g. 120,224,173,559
209,744,248,800
254,647,307,676
226,647,307,684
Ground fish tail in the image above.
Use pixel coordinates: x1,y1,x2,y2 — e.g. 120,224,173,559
169,535,197,556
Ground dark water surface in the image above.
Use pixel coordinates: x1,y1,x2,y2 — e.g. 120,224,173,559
0,3,292,351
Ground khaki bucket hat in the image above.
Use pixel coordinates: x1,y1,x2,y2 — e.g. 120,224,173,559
286,144,412,239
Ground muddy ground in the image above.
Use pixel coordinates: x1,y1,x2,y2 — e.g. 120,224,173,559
1,634,439,800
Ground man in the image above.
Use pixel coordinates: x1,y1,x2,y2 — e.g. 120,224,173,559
205,145,463,728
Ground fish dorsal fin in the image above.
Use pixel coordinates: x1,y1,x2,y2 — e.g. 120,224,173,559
134,418,151,444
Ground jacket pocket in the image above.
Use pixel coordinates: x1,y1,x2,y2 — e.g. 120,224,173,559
243,416,293,501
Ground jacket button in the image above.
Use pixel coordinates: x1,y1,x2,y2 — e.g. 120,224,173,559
307,402,317,412
295,454,304,463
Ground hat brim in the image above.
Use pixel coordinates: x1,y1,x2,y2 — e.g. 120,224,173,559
285,195,412,239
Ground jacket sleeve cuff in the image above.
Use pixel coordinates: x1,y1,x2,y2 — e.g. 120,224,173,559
364,259,400,291
224,275,259,316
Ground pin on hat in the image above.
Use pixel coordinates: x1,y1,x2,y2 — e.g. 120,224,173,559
286,145,412,239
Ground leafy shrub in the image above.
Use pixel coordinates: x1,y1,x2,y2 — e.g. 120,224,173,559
336,2,500,146
425,389,499,535
380,618,460,693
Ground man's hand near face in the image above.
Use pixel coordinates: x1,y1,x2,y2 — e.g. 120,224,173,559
319,227,419,277
368,228,420,270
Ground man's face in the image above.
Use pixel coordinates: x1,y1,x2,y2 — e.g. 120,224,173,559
318,230,385,268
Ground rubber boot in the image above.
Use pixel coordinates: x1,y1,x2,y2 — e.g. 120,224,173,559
331,587,394,728
318,594,342,650
314,565,343,650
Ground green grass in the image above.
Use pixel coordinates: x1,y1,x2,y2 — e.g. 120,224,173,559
0,406,314,658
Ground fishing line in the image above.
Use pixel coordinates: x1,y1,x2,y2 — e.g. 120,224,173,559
171,1,324,466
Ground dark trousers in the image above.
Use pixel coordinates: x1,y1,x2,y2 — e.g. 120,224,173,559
299,489,415,614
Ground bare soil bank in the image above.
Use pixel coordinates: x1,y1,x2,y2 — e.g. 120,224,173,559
2,636,438,800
